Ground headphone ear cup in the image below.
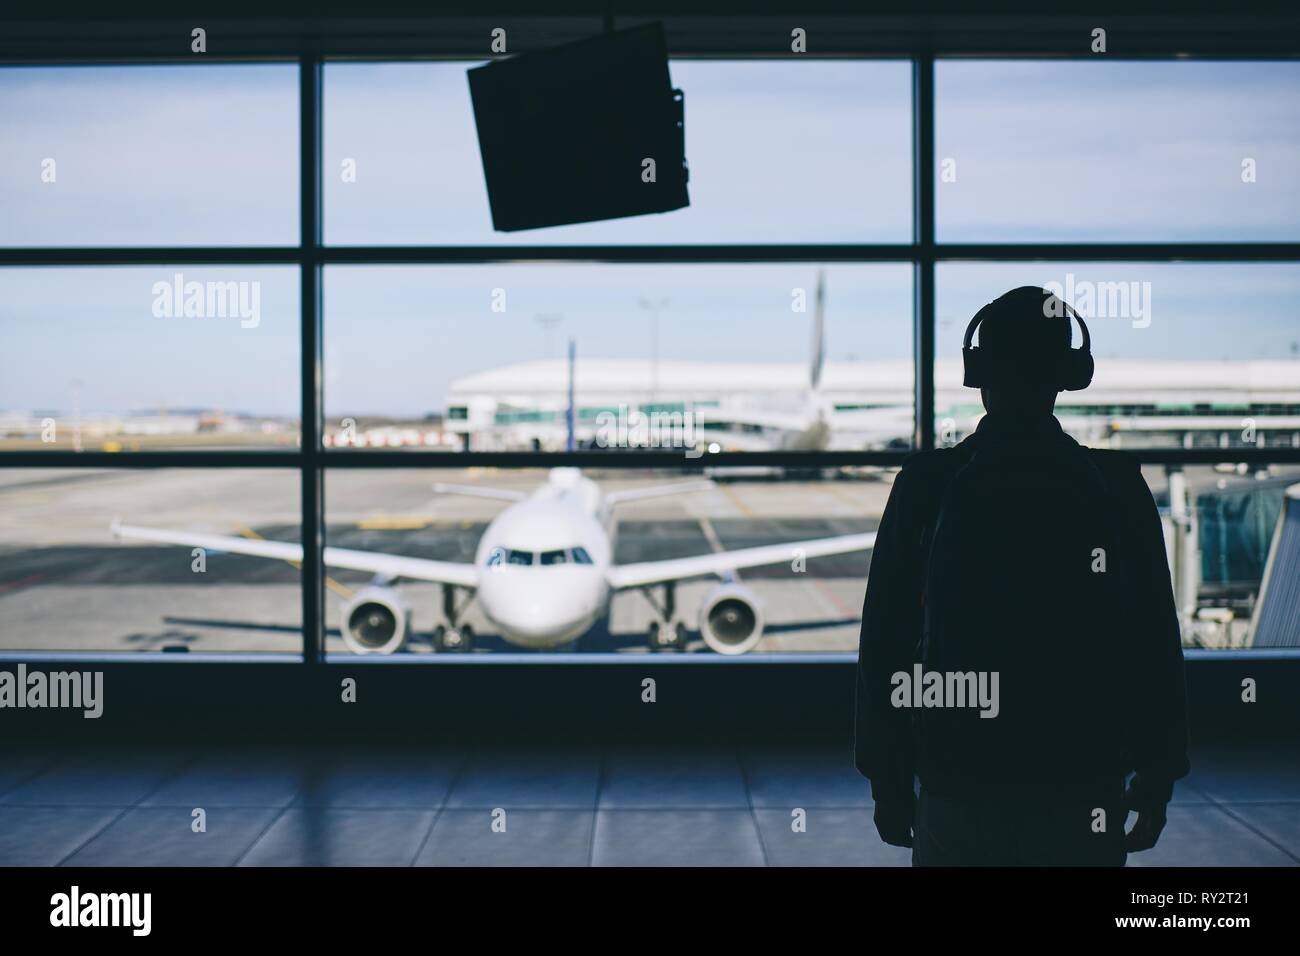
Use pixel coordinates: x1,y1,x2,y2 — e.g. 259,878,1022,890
962,347,985,388
1061,351,1094,391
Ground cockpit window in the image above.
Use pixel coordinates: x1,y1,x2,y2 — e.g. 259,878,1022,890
490,548,586,568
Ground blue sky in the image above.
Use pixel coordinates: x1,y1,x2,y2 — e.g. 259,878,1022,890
935,60,1300,241
1,59,1298,417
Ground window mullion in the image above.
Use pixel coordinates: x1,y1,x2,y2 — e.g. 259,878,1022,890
301,54,324,665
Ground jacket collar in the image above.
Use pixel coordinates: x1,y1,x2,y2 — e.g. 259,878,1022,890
971,411,1069,444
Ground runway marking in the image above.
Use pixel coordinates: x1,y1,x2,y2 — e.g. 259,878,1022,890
4,493,53,505
717,484,754,518
697,515,725,554
236,524,353,598
0,573,45,595
358,517,429,530
696,513,743,588
811,577,860,619
823,483,868,514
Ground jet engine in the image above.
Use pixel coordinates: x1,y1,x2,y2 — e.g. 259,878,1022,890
698,583,764,655
341,586,409,655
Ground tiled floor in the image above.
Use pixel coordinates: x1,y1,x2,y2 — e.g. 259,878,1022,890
0,735,1295,866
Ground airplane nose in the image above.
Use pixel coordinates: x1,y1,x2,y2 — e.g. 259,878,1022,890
480,570,601,643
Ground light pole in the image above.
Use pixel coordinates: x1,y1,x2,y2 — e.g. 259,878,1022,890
70,378,83,453
638,296,669,406
535,314,565,450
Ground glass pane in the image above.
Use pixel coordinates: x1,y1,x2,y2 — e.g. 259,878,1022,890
324,60,912,244
936,60,1300,242
0,267,301,451
935,263,1300,450
1142,463,1300,649
322,263,913,452
324,466,886,656
0,64,299,247
0,468,300,653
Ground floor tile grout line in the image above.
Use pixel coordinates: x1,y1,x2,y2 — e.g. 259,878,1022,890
6,801,854,812
131,750,204,809
737,749,772,867
6,802,299,810
399,804,870,811
3,803,144,810
230,803,295,868
407,805,443,867
9,796,1243,810
586,746,608,867
1182,799,1300,805
53,806,132,867
1202,797,1300,865
5,748,226,813
408,749,472,867
1184,780,1216,803
0,754,61,801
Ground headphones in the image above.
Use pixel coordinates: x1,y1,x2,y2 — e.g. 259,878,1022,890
961,298,1094,392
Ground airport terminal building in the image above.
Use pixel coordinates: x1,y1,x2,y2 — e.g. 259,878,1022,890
445,357,1300,453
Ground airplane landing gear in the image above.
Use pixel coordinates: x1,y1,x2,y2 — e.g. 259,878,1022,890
433,584,475,653
643,583,689,652
647,620,688,652
434,623,475,652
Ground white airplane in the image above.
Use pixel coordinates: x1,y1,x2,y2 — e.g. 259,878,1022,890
110,468,875,656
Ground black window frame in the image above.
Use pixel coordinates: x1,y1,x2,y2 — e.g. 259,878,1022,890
2,13,1299,665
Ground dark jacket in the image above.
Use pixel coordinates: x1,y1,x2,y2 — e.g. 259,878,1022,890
854,412,1190,805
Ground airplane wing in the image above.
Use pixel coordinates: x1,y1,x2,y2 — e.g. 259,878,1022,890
431,482,528,502
605,532,876,590
111,521,480,589
604,479,715,506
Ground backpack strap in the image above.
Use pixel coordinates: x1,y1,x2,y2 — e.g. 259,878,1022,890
917,443,978,563
916,445,978,654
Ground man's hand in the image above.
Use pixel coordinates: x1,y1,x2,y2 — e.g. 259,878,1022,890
1124,775,1171,852
872,788,916,848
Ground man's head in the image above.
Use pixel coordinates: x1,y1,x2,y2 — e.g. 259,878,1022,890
963,286,1090,415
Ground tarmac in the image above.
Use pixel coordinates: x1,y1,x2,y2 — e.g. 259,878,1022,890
0,467,891,655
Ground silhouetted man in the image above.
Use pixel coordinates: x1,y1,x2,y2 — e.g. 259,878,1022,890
855,286,1189,866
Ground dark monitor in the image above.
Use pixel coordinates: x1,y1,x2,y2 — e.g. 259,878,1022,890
467,23,689,232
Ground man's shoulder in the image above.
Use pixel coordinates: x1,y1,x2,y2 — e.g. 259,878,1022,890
899,442,1144,478
901,445,965,471
1077,446,1156,512
896,446,968,493
1081,446,1146,481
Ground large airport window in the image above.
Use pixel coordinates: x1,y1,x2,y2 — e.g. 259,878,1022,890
322,60,913,245
935,262,1300,450
0,267,302,451
0,468,301,654
321,263,914,452
0,64,300,247
3,41,1297,662
935,60,1300,243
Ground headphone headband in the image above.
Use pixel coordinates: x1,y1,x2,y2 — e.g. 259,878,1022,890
961,295,1094,392
962,299,1090,351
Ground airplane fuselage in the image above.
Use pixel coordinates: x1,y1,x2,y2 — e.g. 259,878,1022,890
472,469,614,648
